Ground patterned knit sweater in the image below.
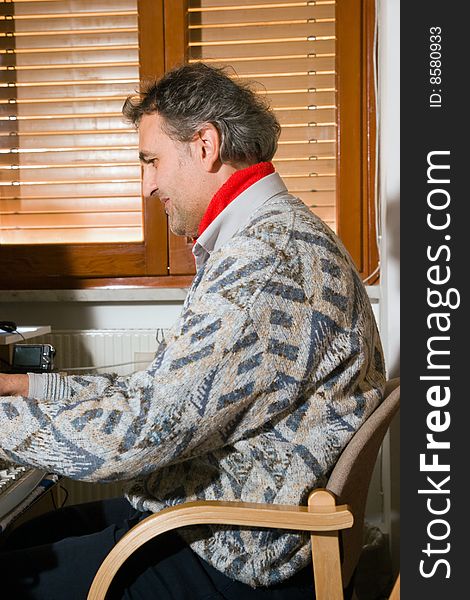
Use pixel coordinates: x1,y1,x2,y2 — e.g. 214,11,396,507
0,182,385,587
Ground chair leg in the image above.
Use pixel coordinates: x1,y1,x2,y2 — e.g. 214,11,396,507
309,489,344,600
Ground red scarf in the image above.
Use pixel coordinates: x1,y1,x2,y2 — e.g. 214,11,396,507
197,162,274,238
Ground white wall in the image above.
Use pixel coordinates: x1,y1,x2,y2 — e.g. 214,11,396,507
377,0,400,574
378,0,400,379
0,291,184,331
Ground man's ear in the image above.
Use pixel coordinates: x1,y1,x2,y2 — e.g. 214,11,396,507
194,123,221,172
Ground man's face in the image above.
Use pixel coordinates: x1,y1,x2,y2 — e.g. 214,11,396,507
139,113,210,237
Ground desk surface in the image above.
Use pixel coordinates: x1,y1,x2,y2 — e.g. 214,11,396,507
0,326,51,346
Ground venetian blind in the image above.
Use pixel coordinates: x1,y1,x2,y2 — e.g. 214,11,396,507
187,0,336,230
0,0,141,245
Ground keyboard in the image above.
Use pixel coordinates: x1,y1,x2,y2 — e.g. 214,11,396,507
0,460,47,520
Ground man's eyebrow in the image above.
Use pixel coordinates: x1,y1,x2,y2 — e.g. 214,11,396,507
139,151,155,163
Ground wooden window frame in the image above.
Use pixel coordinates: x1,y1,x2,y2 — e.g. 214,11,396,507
0,0,171,289
0,0,378,289
336,0,378,280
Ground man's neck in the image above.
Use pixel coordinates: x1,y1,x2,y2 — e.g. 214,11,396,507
211,160,252,190
197,162,275,237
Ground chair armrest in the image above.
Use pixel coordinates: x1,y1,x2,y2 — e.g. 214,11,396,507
88,489,353,600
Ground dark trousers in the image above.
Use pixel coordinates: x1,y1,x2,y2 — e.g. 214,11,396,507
0,497,316,600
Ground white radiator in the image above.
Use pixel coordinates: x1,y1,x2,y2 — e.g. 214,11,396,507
36,328,167,376
32,328,168,504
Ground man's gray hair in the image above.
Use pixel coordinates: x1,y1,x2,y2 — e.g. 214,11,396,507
123,63,281,164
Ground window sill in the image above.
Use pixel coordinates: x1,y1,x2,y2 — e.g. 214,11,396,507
2,286,380,305
0,288,189,303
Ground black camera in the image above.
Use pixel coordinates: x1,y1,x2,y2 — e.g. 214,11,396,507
12,344,55,373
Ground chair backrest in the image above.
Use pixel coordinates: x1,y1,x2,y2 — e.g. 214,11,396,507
326,378,400,587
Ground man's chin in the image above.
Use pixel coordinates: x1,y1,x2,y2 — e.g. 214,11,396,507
169,221,193,238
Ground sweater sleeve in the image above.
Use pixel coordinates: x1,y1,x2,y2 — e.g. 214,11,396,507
0,279,278,482
28,372,69,400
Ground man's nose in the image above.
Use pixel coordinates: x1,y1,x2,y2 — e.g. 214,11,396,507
142,166,158,197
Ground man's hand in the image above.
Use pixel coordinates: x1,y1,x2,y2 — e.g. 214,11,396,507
0,374,29,397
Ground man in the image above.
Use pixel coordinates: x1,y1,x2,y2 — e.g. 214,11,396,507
0,63,385,599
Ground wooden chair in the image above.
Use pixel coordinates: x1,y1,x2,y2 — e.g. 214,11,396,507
328,378,400,592
88,378,400,600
